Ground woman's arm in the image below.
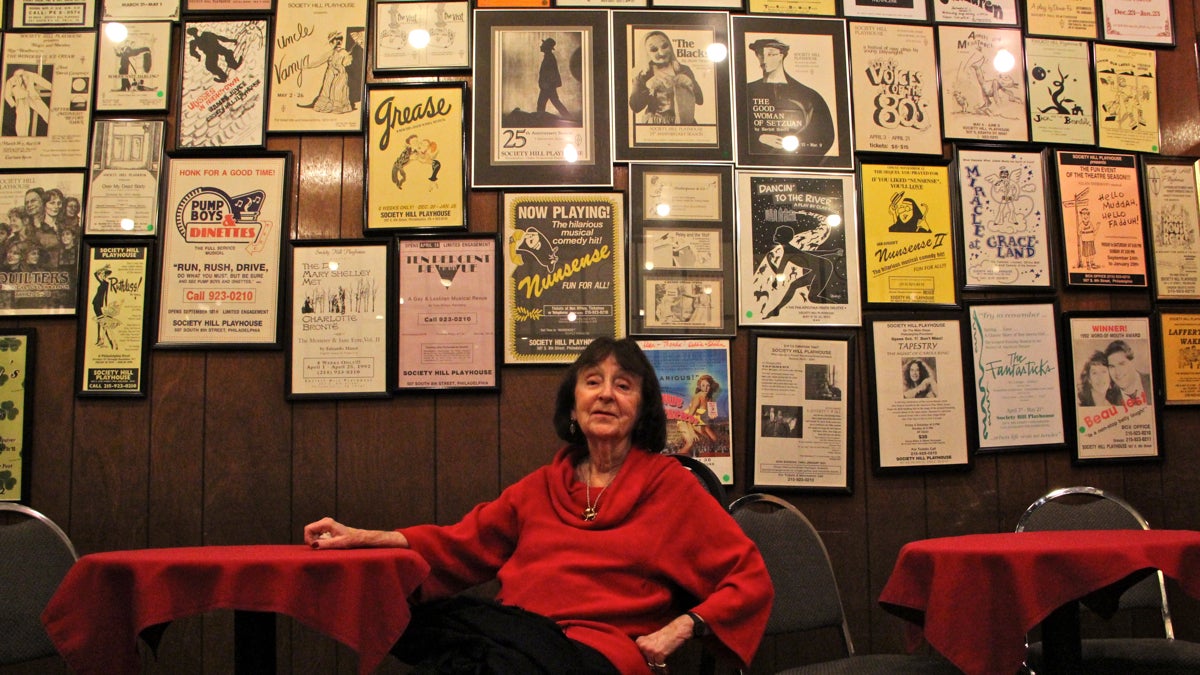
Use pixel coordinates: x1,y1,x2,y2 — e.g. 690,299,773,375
305,516,409,549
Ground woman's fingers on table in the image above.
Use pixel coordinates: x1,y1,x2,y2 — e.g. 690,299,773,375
304,517,347,548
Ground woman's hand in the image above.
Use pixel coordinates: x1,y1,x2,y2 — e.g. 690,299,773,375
635,614,694,670
304,517,409,550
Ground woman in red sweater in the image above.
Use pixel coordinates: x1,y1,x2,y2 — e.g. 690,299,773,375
305,337,773,674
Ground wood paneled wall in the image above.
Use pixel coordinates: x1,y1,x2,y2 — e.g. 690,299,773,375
7,3,1200,673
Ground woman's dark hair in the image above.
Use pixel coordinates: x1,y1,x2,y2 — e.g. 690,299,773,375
904,359,930,387
553,336,667,452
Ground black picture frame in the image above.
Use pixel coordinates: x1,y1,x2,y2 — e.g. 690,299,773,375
0,328,35,504
1155,308,1200,406
76,239,154,397
372,0,472,73
176,17,270,151
1141,155,1200,302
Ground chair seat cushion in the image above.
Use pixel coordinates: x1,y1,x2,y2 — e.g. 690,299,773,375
777,654,963,674
1026,637,1200,674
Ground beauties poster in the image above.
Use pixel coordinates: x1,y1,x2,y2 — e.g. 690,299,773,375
1094,44,1160,153
1055,150,1146,287
79,243,150,395
0,31,96,169
848,22,942,156
0,171,84,315
639,338,733,483
937,26,1028,143
736,170,861,326
502,192,624,364
1026,37,1095,146
1143,158,1200,299
268,0,369,133
956,147,1052,288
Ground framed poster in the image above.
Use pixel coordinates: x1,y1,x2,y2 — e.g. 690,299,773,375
102,0,180,20
937,26,1028,143
267,0,368,134
848,22,942,157
967,301,1066,453
1157,310,1200,406
177,18,269,150
954,145,1053,290
1025,37,1095,147
746,0,833,14
639,338,734,483
868,314,972,473
1142,157,1200,300
1065,312,1159,462
655,0,743,8
628,163,736,336
1054,149,1147,288
288,239,391,399
8,0,97,28
0,329,34,504
184,0,274,11
731,15,853,171
0,171,84,315
156,153,290,348
372,0,471,72
1099,0,1174,46
735,170,861,326
843,0,928,21
1024,0,1097,38
612,10,733,163
1094,44,1160,153
76,241,152,396
97,21,172,113
859,160,959,308
0,31,95,169
85,119,165,237
472,10,613,188
748,331,852,492
396,234,499,391
933,0,1018,25
365,83,467,232
502,192,624,364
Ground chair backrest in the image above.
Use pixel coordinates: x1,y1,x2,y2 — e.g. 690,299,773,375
1015,486,1173,637
728,493,854,655
670,454,727,506
0,503,78,665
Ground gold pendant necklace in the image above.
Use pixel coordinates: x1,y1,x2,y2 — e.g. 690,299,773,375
583,464,615,521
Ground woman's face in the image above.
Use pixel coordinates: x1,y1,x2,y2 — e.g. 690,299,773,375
697,378,711,393
45,194,63,217
646,34,672,66
1088,362,1110,388
574,354,642,446
908,362,921,382
65,199,80,217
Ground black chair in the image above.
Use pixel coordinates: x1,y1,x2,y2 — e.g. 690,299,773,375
728,494,962,675
1016,486,1200,674
671,453,727,506
0,503,78,666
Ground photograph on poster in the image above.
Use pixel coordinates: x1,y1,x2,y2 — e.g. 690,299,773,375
1066,313,1159,461
1158,311,1200,406
848,22,942,157
289,240,390,398
955,146,1053,289
85,119,164,237
97,21,172,112
0,171,84,316
1143,158,1200,300
0,31,96,170
0,329,33,503
396,234,498,390
937,26,1028,143
77,242,151,396
177,19,268,149
736,170,861,325
1025,37,1095,146
1024,0,1097,38
639,338,734,483
502,192,625,364
373,0,470,72
1094,44,1160,153
968,301,1065,452
869,316,971,472
102,0,180,20
748,332,852,491
1055,149,1147,288
268,0,369,133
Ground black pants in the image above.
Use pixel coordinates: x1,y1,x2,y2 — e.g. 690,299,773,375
392,596,620,675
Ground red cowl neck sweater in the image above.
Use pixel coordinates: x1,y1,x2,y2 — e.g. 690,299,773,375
400,446,773,674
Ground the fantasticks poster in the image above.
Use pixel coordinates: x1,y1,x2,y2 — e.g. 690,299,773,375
0,332,31,502
80,244,149,394
0,172,84,315
937,26,1028,143
268,0,368,133
1094,44,1160,153
736,171,861,326
1068,315,1158,460
1055,150,1147,287
157,155,287,346
290,242,388,397
639,339,733,483
622,23,720,150
956,148,1052,288
366,85,465,231
85,119,164,236
178,19,268,149
0,31,95,169
503,193,624,364
1159,312,1200,405
397,236,497,390
860,163,957,306
1026,37,1096,146
848,22,942,156
968,303,1065,451
1143,160,1200,299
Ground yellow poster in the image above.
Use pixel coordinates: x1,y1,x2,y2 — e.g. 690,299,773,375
0,333,30,502
861,163,957,306
80,244,149,394
1159,312,1200,405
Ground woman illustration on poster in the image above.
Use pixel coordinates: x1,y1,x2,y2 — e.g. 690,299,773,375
629,31,703,125
298,32,354,114
677,373,720,455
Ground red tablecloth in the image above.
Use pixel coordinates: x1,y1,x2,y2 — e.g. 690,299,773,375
41,544,430,675
878,529,1200,675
